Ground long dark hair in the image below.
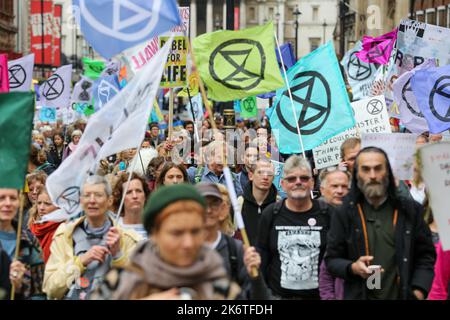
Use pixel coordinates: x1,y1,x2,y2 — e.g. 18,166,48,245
155,162,188,187
351,146,399,205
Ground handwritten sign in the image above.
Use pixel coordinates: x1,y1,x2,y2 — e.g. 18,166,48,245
313,96,391,169
419,142,450,250
361,133,416,180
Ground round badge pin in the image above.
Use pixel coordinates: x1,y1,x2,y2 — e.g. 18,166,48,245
308,218,317,226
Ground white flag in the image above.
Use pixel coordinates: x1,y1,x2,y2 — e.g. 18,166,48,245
392,60,435,134
39,64,72,109
43,38,172,222
8,54,35,92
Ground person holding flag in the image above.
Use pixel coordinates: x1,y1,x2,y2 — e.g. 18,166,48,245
0,188,46,300
43,175,141,300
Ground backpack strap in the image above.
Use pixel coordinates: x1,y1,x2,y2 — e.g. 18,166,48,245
224,234,239,282
273,198,285,216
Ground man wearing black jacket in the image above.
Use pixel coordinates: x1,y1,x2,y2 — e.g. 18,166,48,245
240,159,278,246
325,147,436,300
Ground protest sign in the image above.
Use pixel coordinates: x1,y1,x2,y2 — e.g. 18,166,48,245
160,36,188,88
419,142,450,250
313,96,391,169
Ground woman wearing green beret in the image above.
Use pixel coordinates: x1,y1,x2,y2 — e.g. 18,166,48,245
110,184,239,300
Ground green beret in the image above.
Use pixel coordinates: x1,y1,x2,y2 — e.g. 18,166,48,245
143,183,206,232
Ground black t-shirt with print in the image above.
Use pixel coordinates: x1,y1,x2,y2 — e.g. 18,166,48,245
257,200,330,299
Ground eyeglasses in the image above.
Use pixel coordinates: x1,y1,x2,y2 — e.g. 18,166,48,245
255,170,274,177
319,165,351,182
283,175,311,183
324,165,348,173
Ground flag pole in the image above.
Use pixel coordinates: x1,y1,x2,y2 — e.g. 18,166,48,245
185,38,216,133
187,37,259,278
186,86,200,143
273,30,307,158
10,190,25,300
168,88,174,142
115,144,142,225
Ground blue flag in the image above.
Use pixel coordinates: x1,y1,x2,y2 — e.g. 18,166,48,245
73,0,181,59
270,42,355,153
276,43,296,71
257,43,296,99
411,64,450,133
92,74,121,111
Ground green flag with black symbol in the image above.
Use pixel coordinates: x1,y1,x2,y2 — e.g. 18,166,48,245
192,22,284,102
82,57,105,80
240,96,257,119
0,92,35,189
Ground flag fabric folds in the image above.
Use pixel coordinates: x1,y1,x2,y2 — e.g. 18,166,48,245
392,60,435,134
341,41,377,100
0,54,10,93
411,64,450,134
356,29,397,65
270,42,355,154
43,37,173,222
192,22,284,102
7,54,35,92
82,58,105,80
39,65,73,109
73,0,181,59
240,96,257,119
0,92,35,189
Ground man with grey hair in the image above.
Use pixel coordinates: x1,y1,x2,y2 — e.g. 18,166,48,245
326,147,435,300
257,155,330,299
43,175,141,300
319,166,351,207
187,140,243,196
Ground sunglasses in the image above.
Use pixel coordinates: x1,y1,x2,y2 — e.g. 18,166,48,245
283,175,311,183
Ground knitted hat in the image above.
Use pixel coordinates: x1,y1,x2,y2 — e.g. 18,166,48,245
143,183,206,232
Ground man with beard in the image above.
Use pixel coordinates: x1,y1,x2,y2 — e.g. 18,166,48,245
325,147,436,300
257,155,330,299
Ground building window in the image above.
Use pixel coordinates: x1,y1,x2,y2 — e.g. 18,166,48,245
309,38,321,52
416,10,425,22
268,7,274,19
425,8,436,25
312,6,319,21
248,6,256,22
437,6,446,27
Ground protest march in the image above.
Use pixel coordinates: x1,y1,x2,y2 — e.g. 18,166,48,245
1,0,450,305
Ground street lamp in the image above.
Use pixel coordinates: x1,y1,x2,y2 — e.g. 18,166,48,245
322,20,327,44
293,5,302,59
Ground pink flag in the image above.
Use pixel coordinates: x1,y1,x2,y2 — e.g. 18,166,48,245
0,54,10,93
356,29,397,65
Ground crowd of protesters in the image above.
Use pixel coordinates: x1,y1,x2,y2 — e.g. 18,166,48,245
0,111,449,301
